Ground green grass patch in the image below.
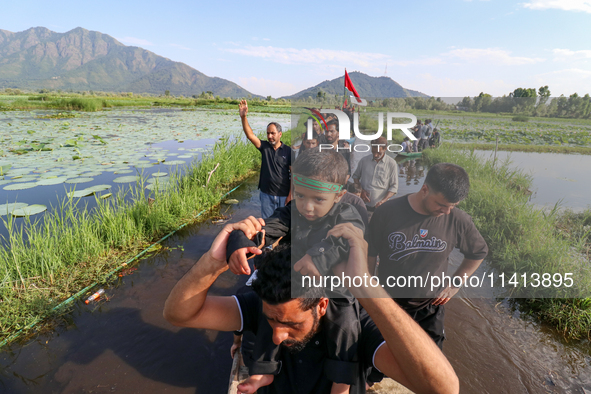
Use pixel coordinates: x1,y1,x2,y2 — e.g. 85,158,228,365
451,142,591,155
423,146,591,339
0,130,291,343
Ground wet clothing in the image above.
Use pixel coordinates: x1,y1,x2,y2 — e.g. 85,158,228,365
260,192,287,219
234,292,386,394
257,141,292,197
367,194,488,311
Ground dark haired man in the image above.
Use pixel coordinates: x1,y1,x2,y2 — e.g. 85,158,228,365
240,99,292,218
366,162,488,349
324,119,351,174
163,218,459,394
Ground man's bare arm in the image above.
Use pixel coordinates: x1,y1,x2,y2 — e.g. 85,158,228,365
163,218,264,330
328,224,459,394
432,258,483,306
239,100,261,149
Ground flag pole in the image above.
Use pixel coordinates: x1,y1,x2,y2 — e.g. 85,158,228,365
343,69,347,109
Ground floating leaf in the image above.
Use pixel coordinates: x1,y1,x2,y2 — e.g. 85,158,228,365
4,182,38,190
113,176,139,183
67,189,95,198
151,172,168,177
100,193,112,199
65,177,94,184
147,176,169,184
85,184,111,192
11,204,47,217
37,176,69,185
163,160,185,166
0,203,29,216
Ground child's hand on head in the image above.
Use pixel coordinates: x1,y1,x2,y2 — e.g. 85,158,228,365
228,247,259,275
293,254,322,278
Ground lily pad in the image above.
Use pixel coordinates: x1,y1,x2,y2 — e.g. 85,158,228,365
113,176,139,183
65,177,94,184
151,172,168,177
67,189,95,198
100,193,112,199
145,182,171,191
163,160,186,166
4,182,38,190
0,203,29,216
11,204,47,217
147,177,169,184
114,169,133,174
37,176,69,185
85,184,111,192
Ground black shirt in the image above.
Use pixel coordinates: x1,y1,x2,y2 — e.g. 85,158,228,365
366,194,488,310
258,141,292,196
235,292,385,394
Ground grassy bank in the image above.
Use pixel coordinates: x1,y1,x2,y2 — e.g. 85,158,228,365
422,146,591,339
0,130,290,343
451,142,591,155
0,94,292,113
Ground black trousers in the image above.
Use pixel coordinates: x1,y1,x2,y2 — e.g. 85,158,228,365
405,303,445,350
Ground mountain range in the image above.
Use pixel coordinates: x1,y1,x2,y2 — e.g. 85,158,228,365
0,27,429,99
0,27,254,97
283,71,428,100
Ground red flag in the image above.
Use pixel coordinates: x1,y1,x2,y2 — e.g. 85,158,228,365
344,70,360,98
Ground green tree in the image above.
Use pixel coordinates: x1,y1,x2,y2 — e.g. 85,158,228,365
165,90,170,97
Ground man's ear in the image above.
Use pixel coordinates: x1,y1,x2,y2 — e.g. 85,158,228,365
420,184,430,196
317,298,329,318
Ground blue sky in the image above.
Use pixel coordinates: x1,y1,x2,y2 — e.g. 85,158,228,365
1,0,590,97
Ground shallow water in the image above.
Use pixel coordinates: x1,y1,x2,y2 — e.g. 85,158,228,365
473,150,591,213
0,154,590,393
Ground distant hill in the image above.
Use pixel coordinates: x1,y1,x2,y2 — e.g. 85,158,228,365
0,27,257,97
283,71,429,100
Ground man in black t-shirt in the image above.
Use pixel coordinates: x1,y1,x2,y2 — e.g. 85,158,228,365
366,163,488,349
240,100,292,218
163,219,459,394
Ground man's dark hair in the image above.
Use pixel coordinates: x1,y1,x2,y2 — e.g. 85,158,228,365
326,119,339,132
252,243,324,311
347,182,362,194
301,131,319,141
424,162,470,203
292,148,348,185
267,122,282,133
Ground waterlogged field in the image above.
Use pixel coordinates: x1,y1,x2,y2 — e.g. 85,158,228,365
0,109,288,220
433,116,591,146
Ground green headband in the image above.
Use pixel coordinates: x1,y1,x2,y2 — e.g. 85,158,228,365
293,174,344,193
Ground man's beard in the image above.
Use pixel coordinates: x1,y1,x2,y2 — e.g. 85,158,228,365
280,308,320,354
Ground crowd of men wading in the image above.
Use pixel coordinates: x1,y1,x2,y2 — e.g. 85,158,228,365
163,100,487,394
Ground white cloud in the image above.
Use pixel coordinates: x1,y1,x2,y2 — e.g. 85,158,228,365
391,58,444,67
221,45,391,69
170,43,191,51
238,76,299,98
117,37,154,47
532,68,591,95
552,48,591,61
522,0,591,13
445,48,544,65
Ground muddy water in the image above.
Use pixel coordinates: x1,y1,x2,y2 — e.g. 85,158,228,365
1,157,591,393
